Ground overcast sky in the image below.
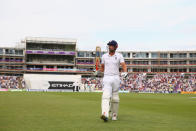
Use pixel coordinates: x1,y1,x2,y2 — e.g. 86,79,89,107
0,0,196,51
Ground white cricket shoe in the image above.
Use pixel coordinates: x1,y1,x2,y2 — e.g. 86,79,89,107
112,113,117,121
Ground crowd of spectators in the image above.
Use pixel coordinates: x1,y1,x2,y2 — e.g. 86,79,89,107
0,76,25,89
82,73,196,93
1,73,195,93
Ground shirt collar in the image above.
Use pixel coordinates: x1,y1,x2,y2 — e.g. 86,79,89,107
107,52,116,57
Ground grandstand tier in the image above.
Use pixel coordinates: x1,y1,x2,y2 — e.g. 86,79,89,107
0,36,195,76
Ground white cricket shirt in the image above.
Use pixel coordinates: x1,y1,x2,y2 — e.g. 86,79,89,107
101,52,124,76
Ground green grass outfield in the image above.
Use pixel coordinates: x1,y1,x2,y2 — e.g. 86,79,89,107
0,92,196,131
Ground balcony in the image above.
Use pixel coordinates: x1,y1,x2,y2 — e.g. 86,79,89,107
26,50,76,55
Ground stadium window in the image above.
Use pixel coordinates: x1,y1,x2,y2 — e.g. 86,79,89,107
190,61,196,64
160,53,168,58
146,53,149,58
125,61,130,64
190,68,196,72
160,61,167,65
132,52,148,58
128,53,130,58
170,68,178,72
90,59,93,63
0,49,3,54
132,68,147,72
91,52,96,57
160,68,167,72
179,68,187,72
170,61,186,65
151,61,158,65
127,68,131,72
132,61,137,64
132,61,148,65
122,52,129,58
152,68,167,72
46,65,53,68
180,53,187,58
151,53,158,58
170,53,187,58
151,68,157,72
190,53,196,58
87,52,91,57
132,53,136,58
15,50,23,55
78,52,85,57
5,49,14,54
143,61,148,65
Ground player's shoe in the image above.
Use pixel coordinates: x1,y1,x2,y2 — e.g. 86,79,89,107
112,113,117,121
100,115,108,122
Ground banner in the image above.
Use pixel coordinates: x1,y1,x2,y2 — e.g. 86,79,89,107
181,91,196,94
24,74,81,91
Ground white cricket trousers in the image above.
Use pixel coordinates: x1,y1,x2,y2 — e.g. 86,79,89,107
101,75,120,117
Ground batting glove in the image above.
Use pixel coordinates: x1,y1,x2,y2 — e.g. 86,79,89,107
121,72,128,80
